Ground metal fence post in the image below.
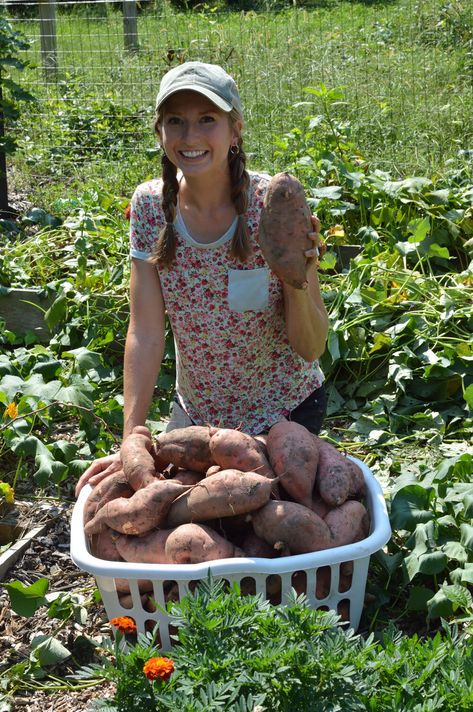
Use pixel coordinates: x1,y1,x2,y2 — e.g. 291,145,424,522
123,0,139,53
0,78,12,217
39,0,57,77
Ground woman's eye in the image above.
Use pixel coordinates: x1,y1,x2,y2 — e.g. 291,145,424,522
167,116,181,125
201,115,215,123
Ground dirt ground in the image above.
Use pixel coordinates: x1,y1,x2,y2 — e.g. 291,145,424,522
0,497,116,711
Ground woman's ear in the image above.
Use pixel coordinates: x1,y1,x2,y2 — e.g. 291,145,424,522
231,118,243,145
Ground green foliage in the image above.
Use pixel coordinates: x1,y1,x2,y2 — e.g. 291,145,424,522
77,578,473,712
0,17,35,155
21,76,149,176
370,453,473,622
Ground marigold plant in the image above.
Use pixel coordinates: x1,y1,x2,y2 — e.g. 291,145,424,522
143,656,174,681
110,616,137,635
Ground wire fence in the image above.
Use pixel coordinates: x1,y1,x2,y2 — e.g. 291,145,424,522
3,0,473,194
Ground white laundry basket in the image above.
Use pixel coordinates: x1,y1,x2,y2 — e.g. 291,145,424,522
71,457,391,650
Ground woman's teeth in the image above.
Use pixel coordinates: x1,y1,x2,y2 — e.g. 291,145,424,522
181,150,206,158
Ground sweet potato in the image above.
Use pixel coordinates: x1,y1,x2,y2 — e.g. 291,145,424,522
88,526,123,562
83,470,134,525
205,465,222,477
165,523,245,564
154,425,214,473
115,528,174,564
310,494,333,519
120,428,159,491
242,531,278,559
266,421,319,507
171,469,203,486
84,479,190,536
325,500,370,547
209,428,274,479
166,470,273,528
314,437,352,507
252,500,333,554
258,172,313,289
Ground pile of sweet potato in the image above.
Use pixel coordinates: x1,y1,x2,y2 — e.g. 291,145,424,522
83,422,370,607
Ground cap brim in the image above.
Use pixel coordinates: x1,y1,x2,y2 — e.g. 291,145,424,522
156,85,233,113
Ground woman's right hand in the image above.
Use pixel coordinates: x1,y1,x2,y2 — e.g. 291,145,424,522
74,451,122,498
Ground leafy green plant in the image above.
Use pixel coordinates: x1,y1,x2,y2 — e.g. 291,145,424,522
371,452,473,623
0,17,35,156
74,578,473,712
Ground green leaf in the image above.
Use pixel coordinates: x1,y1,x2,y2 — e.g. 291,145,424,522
310,185,343,200
407,217,430,243
63,347,103,371
442,541,468,564
459,564,473,584
3,578,49,617
427,588,454,619
407,586,434,611
30,635,71,666
390,485,434,530
463,494,473,519
405,551,447,580
459,523,473,551
463,383,473,409
44,295,67,330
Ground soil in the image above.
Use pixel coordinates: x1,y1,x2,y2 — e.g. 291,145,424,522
0,495,116,711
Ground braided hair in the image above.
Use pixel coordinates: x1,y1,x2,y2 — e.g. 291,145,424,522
150,108,250,268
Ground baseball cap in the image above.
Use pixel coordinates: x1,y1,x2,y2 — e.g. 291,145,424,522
155,61,243,115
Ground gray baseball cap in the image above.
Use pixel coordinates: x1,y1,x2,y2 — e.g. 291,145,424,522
155,61,243,115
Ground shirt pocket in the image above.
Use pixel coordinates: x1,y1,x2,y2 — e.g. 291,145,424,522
228,267,269,312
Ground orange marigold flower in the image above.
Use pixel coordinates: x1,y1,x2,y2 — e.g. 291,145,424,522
3,402,18,420
143,656,174,681
124,203,131,220
110,616,137,634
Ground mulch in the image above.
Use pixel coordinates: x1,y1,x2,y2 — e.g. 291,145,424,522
0,496,117,711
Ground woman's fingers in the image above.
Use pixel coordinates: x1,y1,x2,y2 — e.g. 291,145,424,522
74,452,121,497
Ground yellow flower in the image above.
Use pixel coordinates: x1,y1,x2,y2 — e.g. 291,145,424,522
110,616,137,635
327,224,345,238
143,656,174,681
3,402,18,420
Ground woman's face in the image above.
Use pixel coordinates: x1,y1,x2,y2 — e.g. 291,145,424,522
157,90,242,178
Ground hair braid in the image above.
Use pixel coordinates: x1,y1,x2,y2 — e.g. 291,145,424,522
150,154,179,268
229,138,251,262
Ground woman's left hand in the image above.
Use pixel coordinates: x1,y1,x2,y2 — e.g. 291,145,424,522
304,215,326,267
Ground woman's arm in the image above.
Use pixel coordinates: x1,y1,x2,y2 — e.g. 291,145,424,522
75,258,165,496
123,257,167,437
282,266,329,362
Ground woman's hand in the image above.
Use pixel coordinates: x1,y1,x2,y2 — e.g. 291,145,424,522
74,452,122,497
304,215,326,268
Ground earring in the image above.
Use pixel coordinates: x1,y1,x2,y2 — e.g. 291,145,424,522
229,144,240,156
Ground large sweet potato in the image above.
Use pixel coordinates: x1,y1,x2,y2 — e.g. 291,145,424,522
314,437,365,506
154,425,214,473
83,470,134,525
325,500,370,547
115,528,173,564
120,427,160,491
84,479,190,536
252,500,333,554
209,428,274,479
258,172,313,289
266,421,319,508
165,523,245,564
166,470,273,527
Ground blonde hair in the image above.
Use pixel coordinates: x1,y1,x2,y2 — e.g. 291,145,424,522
150,107,250,269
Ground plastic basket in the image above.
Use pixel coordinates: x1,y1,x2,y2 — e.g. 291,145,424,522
71,457,391,649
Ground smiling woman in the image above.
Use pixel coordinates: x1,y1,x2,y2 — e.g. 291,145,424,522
75,61,329,495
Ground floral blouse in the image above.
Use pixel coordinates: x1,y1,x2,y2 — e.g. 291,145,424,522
129,171,324,435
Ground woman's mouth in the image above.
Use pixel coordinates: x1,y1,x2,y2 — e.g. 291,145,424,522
179,150,208,160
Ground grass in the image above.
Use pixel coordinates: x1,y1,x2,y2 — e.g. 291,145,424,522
5,0,473,205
